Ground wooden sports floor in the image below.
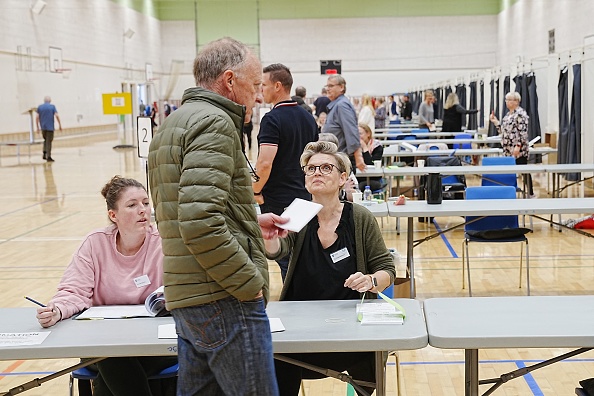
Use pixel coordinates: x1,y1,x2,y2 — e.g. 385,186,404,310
1,132,593,395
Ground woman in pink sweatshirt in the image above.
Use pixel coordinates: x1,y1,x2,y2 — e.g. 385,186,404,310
36,176,176,396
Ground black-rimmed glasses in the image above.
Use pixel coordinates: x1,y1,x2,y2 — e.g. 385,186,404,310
302,163,341,176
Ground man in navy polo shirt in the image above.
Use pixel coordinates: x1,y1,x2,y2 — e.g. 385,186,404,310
252,63,318,279
36,96,62,162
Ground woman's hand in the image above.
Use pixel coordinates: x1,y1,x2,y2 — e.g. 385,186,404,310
513,145,521,158
344,272,375,293
36,303,61,328
489,111,499,126
359,138,368,152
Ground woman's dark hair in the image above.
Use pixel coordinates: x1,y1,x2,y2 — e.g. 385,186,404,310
101,176,146,212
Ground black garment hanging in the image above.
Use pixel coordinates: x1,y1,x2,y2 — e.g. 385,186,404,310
557,67,570,167
501,76,511,118
567,64,582,181
526,73,542,164
488,79,500,142
455,84,467,109
478,80,485,128
435,88,443,119
468,81,478,130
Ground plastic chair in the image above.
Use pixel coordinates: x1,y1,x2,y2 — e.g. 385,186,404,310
481,156,519,190
69,363,179,396
461,186,530,296
453,133,473,149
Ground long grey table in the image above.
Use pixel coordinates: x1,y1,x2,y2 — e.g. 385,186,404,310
1,301,427,396
268,299,428,395
424,296,594,396
383,146,557,158
387,198,594,297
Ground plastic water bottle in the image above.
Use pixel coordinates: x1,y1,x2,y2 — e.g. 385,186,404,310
363,185,372,202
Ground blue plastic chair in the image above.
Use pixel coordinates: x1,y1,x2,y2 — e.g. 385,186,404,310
461,186,530,296
69,363,178,396
481,156,519,190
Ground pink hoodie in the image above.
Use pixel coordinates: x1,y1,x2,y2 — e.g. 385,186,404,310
51,224,164,320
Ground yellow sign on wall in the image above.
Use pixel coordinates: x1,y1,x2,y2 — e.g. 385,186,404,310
102,93,132,115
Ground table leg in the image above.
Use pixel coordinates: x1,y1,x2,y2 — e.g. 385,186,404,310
375,351,388,396
407,216,415,298
465,349,479,396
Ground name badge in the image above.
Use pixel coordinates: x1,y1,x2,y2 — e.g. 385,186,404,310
330,247,350,264
133,275,151,288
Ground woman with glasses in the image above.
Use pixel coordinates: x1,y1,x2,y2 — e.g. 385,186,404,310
489,91,534,197
263,141,395,396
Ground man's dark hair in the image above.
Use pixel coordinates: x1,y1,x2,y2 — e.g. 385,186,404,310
263,63,293,91
294,86,306,98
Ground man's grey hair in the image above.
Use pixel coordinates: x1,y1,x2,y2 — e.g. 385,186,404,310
328,74,347,94
505,91,521,102
193,37,251,88
295,86,306,98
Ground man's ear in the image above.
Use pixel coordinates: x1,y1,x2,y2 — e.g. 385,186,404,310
222,70,234,92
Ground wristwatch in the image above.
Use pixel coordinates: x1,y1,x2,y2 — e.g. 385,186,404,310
368,275,378,289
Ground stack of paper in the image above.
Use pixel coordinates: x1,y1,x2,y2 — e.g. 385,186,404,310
356,302,404,325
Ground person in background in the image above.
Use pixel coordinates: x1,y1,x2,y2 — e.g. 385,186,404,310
36,176,177,396
263,141,395,396
489,91,534,197
291,85,313,114
442,92,478,133
242,111,254,153
150,101,158,128
400,94,413,121
252,63,318,280
36,96,62,162
148,37,285,396
374,97,387,130
321,74,365,173
357,94,375,133
357,123,383,191
389,95,398,119
316,111,327,133
139,100,146,115
313,87,331,117
418,90,435,130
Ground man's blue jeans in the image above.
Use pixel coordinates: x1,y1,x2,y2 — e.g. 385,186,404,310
172,296,279,396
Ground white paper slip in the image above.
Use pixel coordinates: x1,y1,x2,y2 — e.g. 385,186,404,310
269,317,285,333
158,318,285,339
276,198,323,233
75,305,154,319
0,332,51,347
158,324,177,339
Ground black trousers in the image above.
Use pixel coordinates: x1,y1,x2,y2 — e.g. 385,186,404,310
275,352,375,396
515,156,534,196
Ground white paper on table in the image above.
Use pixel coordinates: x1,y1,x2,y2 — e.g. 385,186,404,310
157,318,285,339
269,317,285,333
158,324,177,339
276,198,323,232
0,332,51,347
75,305,153,319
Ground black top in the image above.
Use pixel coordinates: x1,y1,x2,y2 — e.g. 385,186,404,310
313,96,331,117
258,101,318,208
442,104,478,132
284,203,360,301
400,101,413,120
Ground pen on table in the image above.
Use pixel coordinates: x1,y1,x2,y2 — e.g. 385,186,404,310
24,296,46,307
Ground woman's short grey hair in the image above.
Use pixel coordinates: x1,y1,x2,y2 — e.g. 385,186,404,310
506,91,521,102
193,37,251,88
318,133,339,146
300,141,351,176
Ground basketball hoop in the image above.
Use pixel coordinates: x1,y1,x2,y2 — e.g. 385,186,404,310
56,68,71,79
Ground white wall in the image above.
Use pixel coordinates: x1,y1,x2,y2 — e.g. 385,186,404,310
260,15,498,96
0,0,164,135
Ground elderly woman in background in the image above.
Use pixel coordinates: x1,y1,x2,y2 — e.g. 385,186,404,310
263,141,395,396
418,89,435,130
357,94,376,134
374,97,387,130
489,91,534,197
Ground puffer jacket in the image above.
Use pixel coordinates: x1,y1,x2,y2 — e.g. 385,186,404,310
148,87,268,310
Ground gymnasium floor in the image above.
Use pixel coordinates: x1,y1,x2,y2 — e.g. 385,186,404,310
0,132,593,395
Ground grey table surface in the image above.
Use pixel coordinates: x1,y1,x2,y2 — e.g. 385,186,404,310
424,296,594,349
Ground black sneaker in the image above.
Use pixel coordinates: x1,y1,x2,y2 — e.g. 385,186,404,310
42,153,46,160
47,157,55,162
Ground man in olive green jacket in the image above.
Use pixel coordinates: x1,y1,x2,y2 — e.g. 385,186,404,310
148,37,285,396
